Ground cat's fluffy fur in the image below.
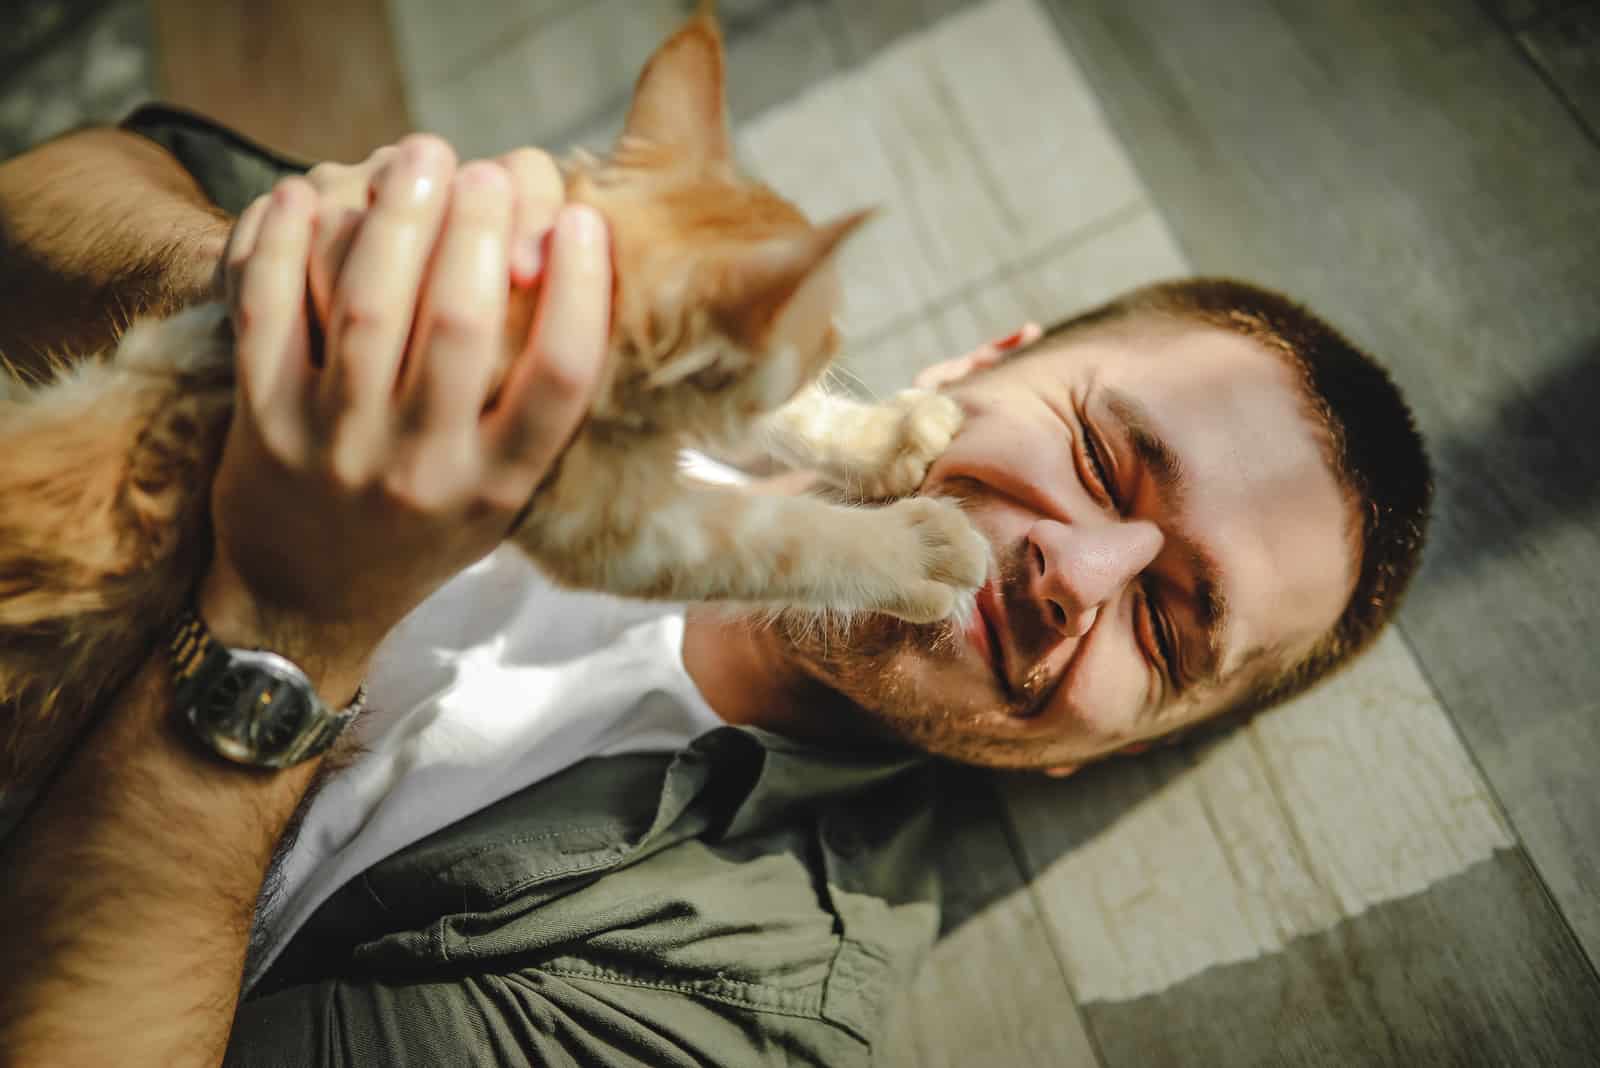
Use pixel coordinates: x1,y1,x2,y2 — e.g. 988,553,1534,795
0,12,989,820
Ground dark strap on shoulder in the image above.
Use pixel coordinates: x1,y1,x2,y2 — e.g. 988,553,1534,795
119,103,313,216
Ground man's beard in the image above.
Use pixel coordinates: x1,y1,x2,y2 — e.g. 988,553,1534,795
773,543,1056,769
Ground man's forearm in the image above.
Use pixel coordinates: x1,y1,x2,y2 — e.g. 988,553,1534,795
0,642,366,1064
0,126,230,379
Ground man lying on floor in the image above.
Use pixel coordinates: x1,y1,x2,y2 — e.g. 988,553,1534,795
0,108,1430,1066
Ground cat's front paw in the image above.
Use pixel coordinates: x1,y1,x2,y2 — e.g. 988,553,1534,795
834,389,965,500
875,497,990,624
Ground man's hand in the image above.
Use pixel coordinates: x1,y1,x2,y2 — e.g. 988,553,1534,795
0,132,611,1066
202,134,611,685
265,142,562,314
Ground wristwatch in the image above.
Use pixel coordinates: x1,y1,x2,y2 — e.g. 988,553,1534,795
168,608,367,768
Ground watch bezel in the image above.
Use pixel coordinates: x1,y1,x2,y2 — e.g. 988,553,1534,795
170,607,365,769
181,648,320,767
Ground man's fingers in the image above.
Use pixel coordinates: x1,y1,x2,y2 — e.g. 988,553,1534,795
220,193,271,310
362,144,399,185
305,146,406,327
497,147,563,286
317,133,456,439
400,161,514,436
486,204,610,479
234,179,316,415
307,202,362,334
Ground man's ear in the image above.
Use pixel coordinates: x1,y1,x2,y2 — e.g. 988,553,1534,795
913,322,1042,390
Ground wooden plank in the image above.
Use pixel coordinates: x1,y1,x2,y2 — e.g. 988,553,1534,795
820,0,982,66
383,0,574,85
407,0,683,159
887,894,1102,1068
1002,629,1518,1004
1483,0,1593,30
150,0,411,163
878,766,1101,1068
521,0,851,161
0,0,116,85
739,0,1149,353
1038,0,1600,977
1519,3,1600,140
840,203,1179,399
0,0,153,160
1081,853,1600,1067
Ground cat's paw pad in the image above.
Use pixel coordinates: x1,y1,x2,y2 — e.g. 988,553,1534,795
876,497,990,624
839,389,965,500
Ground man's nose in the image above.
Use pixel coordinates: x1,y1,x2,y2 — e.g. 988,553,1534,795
1025,518,1164,638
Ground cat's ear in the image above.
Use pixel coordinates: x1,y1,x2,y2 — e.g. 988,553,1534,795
621,12,731,166
720,209,875,345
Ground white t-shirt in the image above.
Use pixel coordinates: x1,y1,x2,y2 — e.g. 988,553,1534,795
244,452,748,991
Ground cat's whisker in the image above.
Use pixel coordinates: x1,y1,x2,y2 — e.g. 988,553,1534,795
819,362,879,404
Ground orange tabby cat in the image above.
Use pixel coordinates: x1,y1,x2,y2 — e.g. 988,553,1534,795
0,11,989,825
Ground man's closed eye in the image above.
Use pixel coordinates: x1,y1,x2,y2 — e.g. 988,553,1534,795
1074,411,1179,689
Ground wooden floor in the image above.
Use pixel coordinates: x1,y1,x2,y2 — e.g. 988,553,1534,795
148,0,411,164
5,0,1597,1063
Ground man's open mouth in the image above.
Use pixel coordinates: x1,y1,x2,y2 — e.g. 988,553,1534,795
974,582,1011,698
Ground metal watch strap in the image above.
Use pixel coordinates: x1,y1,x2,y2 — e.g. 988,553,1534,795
169,611,231,709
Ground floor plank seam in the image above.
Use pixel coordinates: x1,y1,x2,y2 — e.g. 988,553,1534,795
429,0,591,88
1392,618,1600,990
1235,727,1344,922
1018,0,1175,222
861,88,958,357
811,0,871,69
844,197,1150,362
0,0,119,99
994,784,1109,1067
529,0,870,152
1473,0,1600,150
919,50,1027,239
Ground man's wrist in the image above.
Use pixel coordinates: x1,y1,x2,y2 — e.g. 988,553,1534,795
197,560,376,710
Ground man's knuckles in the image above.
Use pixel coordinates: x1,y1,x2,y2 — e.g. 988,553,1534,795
370,136,455,216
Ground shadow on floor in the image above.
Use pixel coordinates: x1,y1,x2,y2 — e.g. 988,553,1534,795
1420,333,1600,591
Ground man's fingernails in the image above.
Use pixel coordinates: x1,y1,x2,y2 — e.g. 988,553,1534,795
511,230,548,287
560,203,607,252
539,205,610,377
392,135,451,205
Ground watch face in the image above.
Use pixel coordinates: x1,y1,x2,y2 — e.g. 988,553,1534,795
191,651,316,764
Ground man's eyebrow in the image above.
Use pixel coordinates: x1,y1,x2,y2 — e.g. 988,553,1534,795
1102,387,1229,692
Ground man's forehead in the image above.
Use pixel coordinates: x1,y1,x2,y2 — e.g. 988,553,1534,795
1029,319,1274,377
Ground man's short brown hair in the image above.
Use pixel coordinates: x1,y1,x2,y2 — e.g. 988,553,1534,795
1035,277,1433,729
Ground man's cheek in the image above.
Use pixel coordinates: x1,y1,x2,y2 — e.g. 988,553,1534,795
1048,651,1144,745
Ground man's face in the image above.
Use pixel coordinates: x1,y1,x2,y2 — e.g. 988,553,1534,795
783,323,1356,770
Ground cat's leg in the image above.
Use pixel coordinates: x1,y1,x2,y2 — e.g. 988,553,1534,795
518,478,990,624
759,383,965,500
